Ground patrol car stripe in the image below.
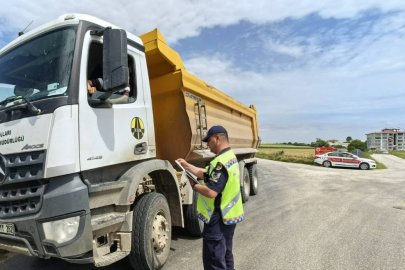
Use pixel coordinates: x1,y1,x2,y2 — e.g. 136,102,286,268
199,194,213,217
222,191,241,218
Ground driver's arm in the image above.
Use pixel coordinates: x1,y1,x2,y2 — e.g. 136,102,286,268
87,80,97,94
87,78,103,94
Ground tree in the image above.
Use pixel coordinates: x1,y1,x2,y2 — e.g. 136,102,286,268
346,136,353,142
348,140,367,152
314,138,330,147
334,145,346,149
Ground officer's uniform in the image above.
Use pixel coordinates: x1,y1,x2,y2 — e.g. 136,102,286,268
196,147,244,270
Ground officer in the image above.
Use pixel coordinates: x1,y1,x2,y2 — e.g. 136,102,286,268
177,126,244,270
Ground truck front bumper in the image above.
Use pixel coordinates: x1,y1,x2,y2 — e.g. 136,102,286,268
0,173,93,261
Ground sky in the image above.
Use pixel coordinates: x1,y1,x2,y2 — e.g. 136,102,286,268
0,1,404,143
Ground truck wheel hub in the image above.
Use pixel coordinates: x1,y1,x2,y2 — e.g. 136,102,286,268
152,213,169,252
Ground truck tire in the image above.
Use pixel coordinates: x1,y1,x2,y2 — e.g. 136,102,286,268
249,164,259,195
241,166,250,203
129,193,171,270
184,190,204,237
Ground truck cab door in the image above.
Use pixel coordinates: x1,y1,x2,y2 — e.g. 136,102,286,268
78,32,152,171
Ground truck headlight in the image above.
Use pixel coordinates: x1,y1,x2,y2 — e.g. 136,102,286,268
42,216,80,244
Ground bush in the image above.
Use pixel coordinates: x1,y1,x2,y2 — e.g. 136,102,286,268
348,140,367,152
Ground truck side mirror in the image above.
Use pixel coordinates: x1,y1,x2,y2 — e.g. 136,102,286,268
102,28,129,92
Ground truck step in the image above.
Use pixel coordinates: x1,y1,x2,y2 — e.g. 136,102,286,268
91,212,126,231
95,251,130,267
0,238,32,257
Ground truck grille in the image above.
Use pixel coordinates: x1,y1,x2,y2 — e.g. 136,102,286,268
0,151,46,219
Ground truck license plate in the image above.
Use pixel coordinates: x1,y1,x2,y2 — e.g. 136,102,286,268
0,223,15,236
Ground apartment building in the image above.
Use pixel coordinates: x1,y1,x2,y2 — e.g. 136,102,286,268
366,128,405,151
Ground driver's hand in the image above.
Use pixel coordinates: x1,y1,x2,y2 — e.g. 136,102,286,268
88,87,97,94
87,81,97,94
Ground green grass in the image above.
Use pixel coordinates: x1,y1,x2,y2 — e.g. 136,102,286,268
390,151,405,160
257,150,316,165
362,152,387,169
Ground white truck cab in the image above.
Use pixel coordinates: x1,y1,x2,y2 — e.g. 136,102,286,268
0,14,260,269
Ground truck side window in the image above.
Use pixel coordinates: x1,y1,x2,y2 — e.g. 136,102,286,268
87,42,136,104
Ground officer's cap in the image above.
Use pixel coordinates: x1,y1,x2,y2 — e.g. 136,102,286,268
202,126,228,142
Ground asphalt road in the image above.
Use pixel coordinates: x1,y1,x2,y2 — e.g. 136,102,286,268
1,158,405,270
371,154,405,170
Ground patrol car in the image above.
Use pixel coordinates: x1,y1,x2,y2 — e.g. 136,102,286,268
314,152,376,170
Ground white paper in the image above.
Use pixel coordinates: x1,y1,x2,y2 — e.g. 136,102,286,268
175,160,199,185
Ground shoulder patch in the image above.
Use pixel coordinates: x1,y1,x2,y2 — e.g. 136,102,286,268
215,162,223,170
210,172,221,183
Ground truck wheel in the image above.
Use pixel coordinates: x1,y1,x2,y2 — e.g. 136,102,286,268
184,190,204,237
241,166,250,203
249,164,259,195
129,193,171,270
359,163,369,170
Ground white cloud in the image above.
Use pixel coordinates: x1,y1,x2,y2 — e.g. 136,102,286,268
1,0,405,45
264,40,304,57
182,13,405,143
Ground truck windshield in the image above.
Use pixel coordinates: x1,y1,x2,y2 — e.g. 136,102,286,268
0,27,76,109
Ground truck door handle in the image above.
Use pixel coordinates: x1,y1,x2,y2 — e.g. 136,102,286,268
135,142,148,155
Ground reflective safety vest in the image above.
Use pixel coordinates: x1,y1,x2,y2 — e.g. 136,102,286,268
196,149,245,225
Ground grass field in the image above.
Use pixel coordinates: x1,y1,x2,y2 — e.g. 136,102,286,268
390,151,405,160
259,148,315,156
259,143,313,149
258,144,316,165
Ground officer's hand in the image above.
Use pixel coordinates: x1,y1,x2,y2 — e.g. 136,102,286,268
176,158,190,169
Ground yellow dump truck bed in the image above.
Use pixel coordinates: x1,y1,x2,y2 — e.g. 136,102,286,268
140,29,260,164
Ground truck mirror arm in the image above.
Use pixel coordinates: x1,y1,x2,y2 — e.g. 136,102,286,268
90,26,112,37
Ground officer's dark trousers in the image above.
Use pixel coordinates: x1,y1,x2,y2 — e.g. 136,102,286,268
202,211,237,270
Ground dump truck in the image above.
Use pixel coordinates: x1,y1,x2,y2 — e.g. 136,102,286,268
0,14,260,269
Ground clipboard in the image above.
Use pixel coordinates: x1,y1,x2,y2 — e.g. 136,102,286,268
175,160,200,185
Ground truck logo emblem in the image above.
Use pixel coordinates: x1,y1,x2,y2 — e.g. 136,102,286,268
0,156,6,183
131,117,145,140
21,144,44,151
